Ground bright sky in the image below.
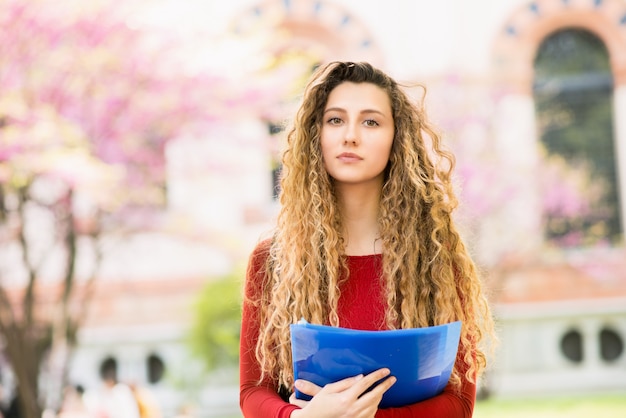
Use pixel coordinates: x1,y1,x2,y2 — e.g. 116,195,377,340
121,0,278,76
126,0,236,36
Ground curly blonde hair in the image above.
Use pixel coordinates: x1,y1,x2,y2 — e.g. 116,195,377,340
254,61,494,393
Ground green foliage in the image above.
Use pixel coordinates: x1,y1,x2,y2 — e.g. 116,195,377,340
188,271,243,371
475,393,626,418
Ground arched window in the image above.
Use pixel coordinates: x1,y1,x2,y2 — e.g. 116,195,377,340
99,356,118,383
534,28,621,247
560,328,584,363
599,327,624,362
147,353,165,384
268,121,285,201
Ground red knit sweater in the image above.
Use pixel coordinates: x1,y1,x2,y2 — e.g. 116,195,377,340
239,240,476,418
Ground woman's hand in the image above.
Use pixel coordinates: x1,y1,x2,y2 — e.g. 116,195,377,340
289,368,396,418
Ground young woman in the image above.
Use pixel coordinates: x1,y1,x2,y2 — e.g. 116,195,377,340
239,61,495,418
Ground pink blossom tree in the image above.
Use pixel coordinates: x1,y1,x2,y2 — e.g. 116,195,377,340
0,1,289,416
426,74,608,262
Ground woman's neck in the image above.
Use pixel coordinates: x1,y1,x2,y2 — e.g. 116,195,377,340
336,182,382,256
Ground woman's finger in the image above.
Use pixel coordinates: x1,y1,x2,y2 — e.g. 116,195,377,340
350,368,391,396
360,375,397,402
317,373,364,394
288,392,310,408
293,379,322,397
325,374,363,393
295,373,365,398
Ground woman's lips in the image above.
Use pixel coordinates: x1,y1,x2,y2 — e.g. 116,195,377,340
337,152,362,162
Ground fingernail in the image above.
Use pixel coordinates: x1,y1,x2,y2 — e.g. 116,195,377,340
355,374,364,380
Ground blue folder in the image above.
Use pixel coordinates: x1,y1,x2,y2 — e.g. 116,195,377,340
290,320,462,408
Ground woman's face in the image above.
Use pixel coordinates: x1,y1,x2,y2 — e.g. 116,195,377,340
320,81,395,188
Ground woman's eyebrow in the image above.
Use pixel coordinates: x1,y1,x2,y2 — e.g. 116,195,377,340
323,107,346,114
323,107,387,117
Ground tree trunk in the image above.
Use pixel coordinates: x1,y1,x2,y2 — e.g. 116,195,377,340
0,309,44,418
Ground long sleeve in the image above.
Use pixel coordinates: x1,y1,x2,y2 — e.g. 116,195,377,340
240,247,477,418
374,368,475,417
342,255,477,418
239,240,299,418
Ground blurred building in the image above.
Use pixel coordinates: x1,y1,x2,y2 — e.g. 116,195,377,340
54,0,626,415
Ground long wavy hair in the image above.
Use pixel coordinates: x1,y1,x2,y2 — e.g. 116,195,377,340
254,61,495,392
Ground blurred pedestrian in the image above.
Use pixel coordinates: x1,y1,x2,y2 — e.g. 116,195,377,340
1,393,21,418
83,360,139,418
0,380,6,418
128,382,162,418
57,384,88,418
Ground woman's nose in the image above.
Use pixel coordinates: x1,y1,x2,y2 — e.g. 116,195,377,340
344,124,358,145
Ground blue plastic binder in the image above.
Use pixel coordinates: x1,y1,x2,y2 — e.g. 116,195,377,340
290,320,462,408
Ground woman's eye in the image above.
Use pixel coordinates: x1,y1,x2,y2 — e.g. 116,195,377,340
364,119,379,127
327,117,342,125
